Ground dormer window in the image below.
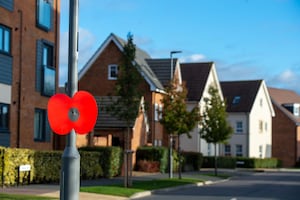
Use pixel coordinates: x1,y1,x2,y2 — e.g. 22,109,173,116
108,64,118,80
232,96,241,105
283,103,300,117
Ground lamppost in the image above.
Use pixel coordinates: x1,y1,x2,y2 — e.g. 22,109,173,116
170,51,182,80
169,50,181,179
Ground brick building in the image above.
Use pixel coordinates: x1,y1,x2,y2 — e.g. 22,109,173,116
77,33,182,157
268,87,300,167
0,0,60,150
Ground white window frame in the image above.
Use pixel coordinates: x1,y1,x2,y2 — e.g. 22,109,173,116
236,121,243,133
154,103,159,121
224,144,231,156
108,64,118,80
236,144,243,157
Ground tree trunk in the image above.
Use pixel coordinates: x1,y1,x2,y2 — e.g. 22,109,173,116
214,143,218,176
178,135,182,179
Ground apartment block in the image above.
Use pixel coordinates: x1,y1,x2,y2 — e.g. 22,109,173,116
0,0,60,150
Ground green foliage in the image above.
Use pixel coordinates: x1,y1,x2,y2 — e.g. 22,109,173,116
181,152,203,171
202,156,280,168
109,34,142,125
203,156,236,168
135,146,169,173
80,151,103,179
0,146,119,185
79,146,123,178
2,148,34,185
199,85,233,144
33,151,61,183
160,80,199,137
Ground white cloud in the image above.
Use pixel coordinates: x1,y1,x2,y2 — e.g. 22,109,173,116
59,27,97,85
180,54,206,63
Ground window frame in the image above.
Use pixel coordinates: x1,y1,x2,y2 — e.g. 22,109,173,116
34,108,50,142
236,144,243,157
0,24,11,55
0,103,9,133
40,42,55,96
236,121,243,133
108,64,118,80
36,0,52,31
224,144,231,156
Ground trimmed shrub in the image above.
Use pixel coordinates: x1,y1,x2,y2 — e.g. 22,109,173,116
203,156,280,169
181,152,203,171
33,151,61,183
80,151,103,179
136,146,169,173
2,148,34,185
203,156,236,168
79,146,123,178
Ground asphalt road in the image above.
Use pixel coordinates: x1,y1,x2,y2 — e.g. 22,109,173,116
136,171,300,200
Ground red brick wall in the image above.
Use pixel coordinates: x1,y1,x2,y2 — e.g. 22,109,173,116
1,0,60,150
272,104,297,167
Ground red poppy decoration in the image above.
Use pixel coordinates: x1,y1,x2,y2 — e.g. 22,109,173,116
47,91,98,135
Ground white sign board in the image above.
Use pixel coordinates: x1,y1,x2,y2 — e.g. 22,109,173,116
19,164,31,172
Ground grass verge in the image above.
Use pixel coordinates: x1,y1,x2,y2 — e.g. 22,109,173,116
0,193,58,200
80,178,202,197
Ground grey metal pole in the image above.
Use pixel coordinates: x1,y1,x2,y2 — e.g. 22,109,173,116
60,0,80,200
169,135,173,178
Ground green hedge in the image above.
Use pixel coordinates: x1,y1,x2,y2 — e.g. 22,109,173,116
0,146,113,185
33,151,61,183
135,146,169,173
79,146,122,178
202,156,279,169
181,152,203,171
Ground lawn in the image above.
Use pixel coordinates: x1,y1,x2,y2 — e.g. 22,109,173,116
0,193,58,200
80,178,203,197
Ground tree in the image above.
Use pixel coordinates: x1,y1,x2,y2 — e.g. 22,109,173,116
199,85,233,176
160,79,199,179
109,33,142,187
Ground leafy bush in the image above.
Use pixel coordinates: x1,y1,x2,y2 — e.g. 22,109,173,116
80,151,103,179
181,152,203,171
136,146,169,173
203,156,279,169
79,146,123,178
33,150,61,183
203,156,236,168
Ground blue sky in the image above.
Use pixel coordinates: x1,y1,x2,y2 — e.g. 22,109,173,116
59,0,300,93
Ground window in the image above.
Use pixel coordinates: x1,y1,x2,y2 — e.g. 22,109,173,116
259,120,263,133
224,145,231,156
36,0,52,31
232,96,241,105
108,64,118,80
36,40,56,96
236,144,243,157
0,103,9,133
259,145,263,158
42,43,55,96
207,143,211,156
154,103,159,121
159,105,163,120
236,121,243,133
0,25,11,55
34,108,50,142
0,0,14,11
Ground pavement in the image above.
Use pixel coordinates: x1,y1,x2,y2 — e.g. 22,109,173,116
0,169,241,200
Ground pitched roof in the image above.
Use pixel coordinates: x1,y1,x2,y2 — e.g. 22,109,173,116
268,87,300,105
220,80,263,112
79,33,164,92
95,96,134,129
146,58,177,87
268,87,300,124
181,62,213,101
